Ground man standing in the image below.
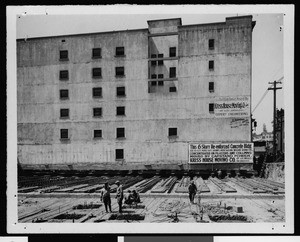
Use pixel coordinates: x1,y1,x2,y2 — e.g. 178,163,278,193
115,180,124,213
188,180,197,204
100,182,112,213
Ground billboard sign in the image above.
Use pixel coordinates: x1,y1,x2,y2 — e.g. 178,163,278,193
189,142,253,163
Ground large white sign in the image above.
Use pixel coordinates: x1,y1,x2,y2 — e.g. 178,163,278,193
189,142,254,163
214,96,250,118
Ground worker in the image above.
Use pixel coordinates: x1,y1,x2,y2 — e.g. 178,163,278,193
132,190,141,203
115,180,124,213
124,190,134,205
217,169,222,179
188,180,197,204
100,182,112,213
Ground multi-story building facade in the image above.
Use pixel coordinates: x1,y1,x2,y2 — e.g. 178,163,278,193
17,16,256,173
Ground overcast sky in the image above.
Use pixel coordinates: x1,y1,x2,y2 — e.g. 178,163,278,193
15,6,284,134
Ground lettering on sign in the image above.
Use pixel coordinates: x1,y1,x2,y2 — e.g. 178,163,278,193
214,96,250,118
189,142,254,163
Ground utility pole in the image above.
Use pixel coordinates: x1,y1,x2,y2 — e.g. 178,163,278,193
268,79,282,162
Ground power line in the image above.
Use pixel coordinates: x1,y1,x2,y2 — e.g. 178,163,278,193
252,76,283,113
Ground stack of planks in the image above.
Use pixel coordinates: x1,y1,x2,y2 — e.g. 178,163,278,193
209,178,237,193
229,178,267,193
175,176,190,193
195,177,210,193
151,177,177,193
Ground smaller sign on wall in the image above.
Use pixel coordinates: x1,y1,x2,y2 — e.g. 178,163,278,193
189,142,253,163
214,96,250,118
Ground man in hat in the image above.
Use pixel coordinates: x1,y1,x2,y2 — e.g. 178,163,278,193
100,181,112,213
115,180,124,213
188,180,197,204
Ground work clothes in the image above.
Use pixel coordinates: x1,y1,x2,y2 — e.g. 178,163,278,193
188,183,197,203
101,186,112,212
116,184,124,212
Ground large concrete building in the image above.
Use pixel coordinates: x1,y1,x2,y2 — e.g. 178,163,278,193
17,16,256,173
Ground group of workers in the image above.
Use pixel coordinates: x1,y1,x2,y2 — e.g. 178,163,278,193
100,180,141,213
100,178,200,213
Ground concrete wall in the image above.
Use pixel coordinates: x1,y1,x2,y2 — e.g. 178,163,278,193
17,16,254,170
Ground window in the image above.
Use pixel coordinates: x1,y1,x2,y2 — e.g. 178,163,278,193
92,48,101,58
209,103,214,113
209,60,214,71
116,86,126,97
59,50,68,60
60,109,69,118
158,74,164,79
209,82,214,92
169,67,176,78
115,67,125,77
151,54,157,66
116,127,125,138
116,47,125,56
158,81,164,86
94,130,102,138
92,68,102,78
60,129,69,139
93,87,102,98
60,89,69,99
59,70,69,80
169,86,177,92
209,39,214,50
93,108,102,117
158,54,164,65
116,106,125,116
168,128,177,137
116,149,124,160
169,47,176,57
151,81,157,86
151,74,157,79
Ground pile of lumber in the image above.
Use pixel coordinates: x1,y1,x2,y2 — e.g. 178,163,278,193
151,177,177,193
209,178,237,193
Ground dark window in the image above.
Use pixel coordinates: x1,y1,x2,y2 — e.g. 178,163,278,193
151,81,157,86
151,74,157,79
93,108,102,117
93,87,102,98
59,70,69,80
116,67,125,77
116,47,125,56
209,103,214,113
169,67,176,78
60,129,69,139
92,68,102,78
209,82,214,92
151,54,157,66
158,74,164,79
116,106,125,116
92,48,101,58
168,128,177,137
61,39,65,43
60,109,69,118
169,47,176,57
94,130,102,138
169,86,177,92
209,39,214,50
158,54,164,65
158,81,164,86
116,86,125,97
60,89,69,99
59,50,68,60
209,60,214,70
116,127,125,138
116,149,124,160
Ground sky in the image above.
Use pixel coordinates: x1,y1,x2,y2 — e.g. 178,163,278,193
15,6,285,134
